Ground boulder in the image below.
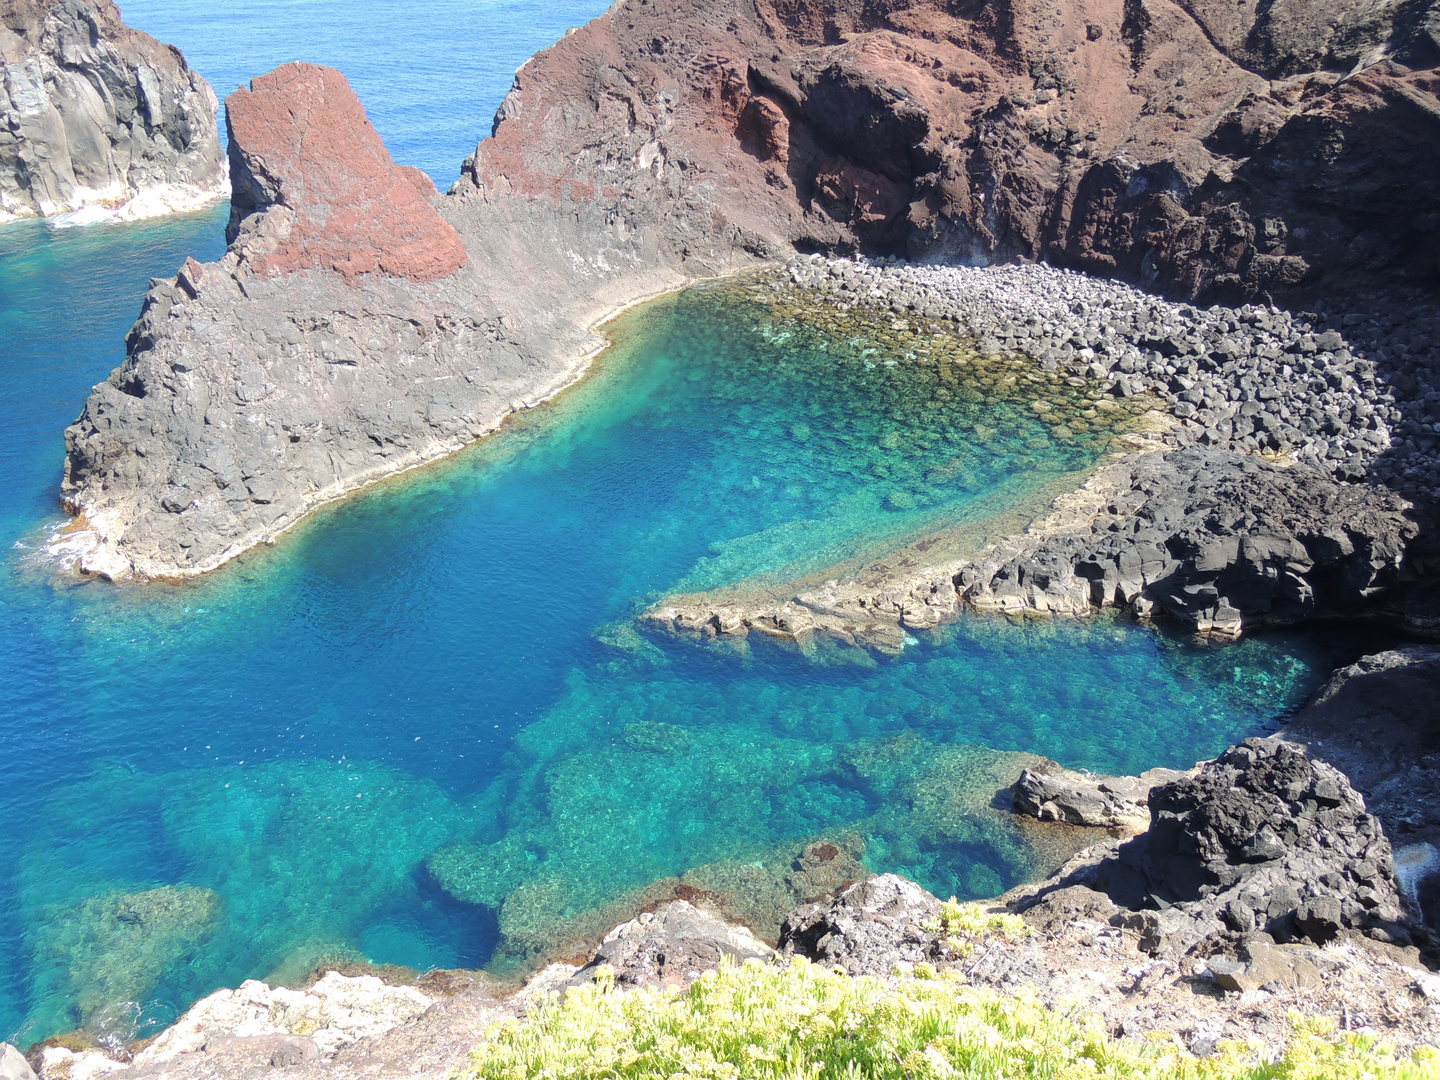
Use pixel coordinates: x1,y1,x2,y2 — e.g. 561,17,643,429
1010,765,1189,831
778,874,943,976
1283,646,1440,924
568,900,773,990
0,0,226,222
0,1045,36,1080
1083,739,1409,952
966,448,1417,638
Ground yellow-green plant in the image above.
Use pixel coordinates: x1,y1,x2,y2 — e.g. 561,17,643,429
922,897,1030,960
465,957,1439,1080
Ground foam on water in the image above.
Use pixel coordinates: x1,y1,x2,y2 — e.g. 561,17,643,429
0,0,1400,1051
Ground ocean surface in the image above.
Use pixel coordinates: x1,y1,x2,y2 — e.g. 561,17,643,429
0,0,1393,1050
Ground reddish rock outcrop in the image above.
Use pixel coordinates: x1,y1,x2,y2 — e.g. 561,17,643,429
225,62,466,282
464,0,1440,302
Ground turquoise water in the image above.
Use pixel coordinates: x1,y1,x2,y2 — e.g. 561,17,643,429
0,0,1392,1053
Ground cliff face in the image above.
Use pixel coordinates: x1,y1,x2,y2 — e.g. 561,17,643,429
55,0,1440,579
0,0,225,222
465,0,1440,302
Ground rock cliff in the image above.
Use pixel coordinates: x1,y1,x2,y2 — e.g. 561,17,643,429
53,0,1440,580
0,0,225,222
55,51,764,580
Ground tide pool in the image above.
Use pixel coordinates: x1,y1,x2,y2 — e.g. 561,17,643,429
0,0,1396,1054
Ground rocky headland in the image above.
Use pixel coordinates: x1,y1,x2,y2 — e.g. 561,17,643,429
51,0,1440,585
0,0,226,223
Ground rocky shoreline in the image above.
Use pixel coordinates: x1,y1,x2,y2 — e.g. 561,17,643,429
16,712,1440,1078
648,257,1432,648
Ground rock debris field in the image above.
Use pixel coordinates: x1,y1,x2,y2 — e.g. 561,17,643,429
782,254,1438,492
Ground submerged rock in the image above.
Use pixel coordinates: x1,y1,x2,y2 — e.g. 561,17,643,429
28,885,221,1033
0,0,226,222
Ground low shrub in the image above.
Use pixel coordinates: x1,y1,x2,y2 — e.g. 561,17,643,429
465,956,1438,1080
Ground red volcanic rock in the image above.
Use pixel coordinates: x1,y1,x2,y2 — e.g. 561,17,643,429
225,62,466,283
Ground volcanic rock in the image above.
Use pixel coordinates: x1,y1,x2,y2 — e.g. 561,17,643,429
1056,739,1409,953
778,874,944,977
1284,646,1440,924
0,0,226,222
567,900,773,991
1010,764,1189,831
53,0,1440,578
224,64,467,282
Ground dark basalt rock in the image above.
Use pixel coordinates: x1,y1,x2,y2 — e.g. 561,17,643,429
964,447,1418,636
1055,739,1410,953
0,0,226,221
1283,646,1440,925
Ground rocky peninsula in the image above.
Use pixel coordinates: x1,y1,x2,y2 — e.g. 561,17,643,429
52,0,1440,584
0,0,226,223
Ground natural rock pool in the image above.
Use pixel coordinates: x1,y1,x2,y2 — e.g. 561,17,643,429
0,208,1387,1048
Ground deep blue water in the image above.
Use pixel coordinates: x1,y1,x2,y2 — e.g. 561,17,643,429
0,0,1388,1051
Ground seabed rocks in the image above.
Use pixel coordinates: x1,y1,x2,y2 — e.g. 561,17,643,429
20,737,1440,1080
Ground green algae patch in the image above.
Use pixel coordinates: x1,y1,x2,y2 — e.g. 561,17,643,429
468,959,1440,1080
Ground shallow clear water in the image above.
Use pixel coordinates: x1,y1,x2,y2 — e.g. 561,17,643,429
0,0,1391,1053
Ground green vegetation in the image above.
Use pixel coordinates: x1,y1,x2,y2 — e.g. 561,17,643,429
466,957,1439,1080
923,898,1030,960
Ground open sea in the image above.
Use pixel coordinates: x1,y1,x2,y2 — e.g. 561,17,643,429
0,0,1394,1049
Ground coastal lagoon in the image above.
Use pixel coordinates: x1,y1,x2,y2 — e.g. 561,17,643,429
0,0,1393,1050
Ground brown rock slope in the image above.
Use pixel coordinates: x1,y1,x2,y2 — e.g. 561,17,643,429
465,0,1440,301
225,64,468,282
57,0,1440,578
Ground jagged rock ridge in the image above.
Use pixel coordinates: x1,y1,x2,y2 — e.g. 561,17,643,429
0,0,226,222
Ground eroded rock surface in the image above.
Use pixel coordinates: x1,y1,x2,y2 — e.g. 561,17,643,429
1282,647,1440,921
0,0,225,222
567,900,773,990
1027,739,1410,955
1010,764,1189,831
225,64,467,282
